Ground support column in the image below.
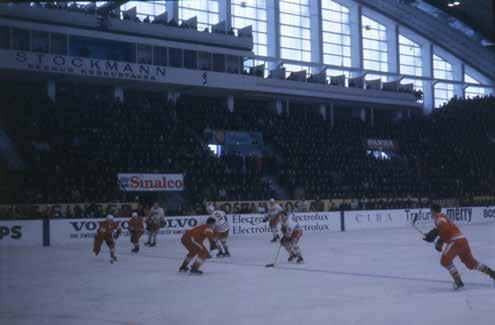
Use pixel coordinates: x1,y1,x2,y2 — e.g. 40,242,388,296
114,86,124,102
350,3,363,78
47,79,56,103
370,107,374,127
310,0,322,74
266,0,279,70
422,42,434,113
319,103,326,120
227,95,234,112
166,1,178,22
330,104,334,128
276,99,283,115
387,23,400,81
453,63,464,99
360,107,366,123
220,0,231,30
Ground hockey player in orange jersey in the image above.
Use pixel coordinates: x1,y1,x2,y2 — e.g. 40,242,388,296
423,204,495,289
179,217,216,274
128,211,144,253
93,214,121,263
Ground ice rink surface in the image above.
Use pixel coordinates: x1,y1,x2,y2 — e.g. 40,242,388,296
1,223,494,325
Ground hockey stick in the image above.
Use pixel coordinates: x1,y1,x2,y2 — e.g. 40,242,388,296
411,214,426,236
265,244,282,268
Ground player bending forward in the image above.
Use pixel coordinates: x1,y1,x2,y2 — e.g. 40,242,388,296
280,211,304,264
129,211,144,253
207,204,231,257
179,217,216,274
93,214,121,263
145,202,164,247
423,204,495,289
264,198,283,242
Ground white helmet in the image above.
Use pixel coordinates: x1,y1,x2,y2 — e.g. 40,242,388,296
207,204,215,214
106,214,114,221
131,212,138,218
269,198,275,206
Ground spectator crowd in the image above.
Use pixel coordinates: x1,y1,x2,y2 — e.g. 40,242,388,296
1,83,494,216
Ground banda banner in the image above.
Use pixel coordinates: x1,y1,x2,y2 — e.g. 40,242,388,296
228,212,341,236
0,220,43,246
366,139,399,152
343,207,490,231
118,173,183,192
49,216,207,244
1,50,168,83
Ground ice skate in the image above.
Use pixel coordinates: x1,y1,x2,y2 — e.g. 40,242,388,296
489,269,495,280
296,256,304,264
110,254,117,264
190,266,203,275
453,278,464,290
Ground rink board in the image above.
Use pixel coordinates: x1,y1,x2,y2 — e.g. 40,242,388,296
344,207,495,231
2,207,495,246
49,216,210,245
48,212,341,245
0,220,43,246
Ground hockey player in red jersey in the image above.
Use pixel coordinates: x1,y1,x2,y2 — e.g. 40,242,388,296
93,214,121,263
179,217,216,274
280,211,304,264
128,211,144,253
423,204,495,289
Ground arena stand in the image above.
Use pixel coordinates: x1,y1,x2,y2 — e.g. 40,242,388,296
1,81,495,220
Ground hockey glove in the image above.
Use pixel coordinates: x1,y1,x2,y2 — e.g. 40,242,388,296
423,228,439,243
281,236,291,247
209,239,218,251
113,228,122,239
435,239,444,252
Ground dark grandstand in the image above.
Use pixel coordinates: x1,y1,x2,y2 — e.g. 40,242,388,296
0,1,494,218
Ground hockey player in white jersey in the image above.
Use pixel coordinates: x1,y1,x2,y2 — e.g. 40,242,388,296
280,210,304,264
263,198,283,243
145,202,165,247
207,204,230,257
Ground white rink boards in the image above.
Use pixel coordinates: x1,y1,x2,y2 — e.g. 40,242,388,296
1,207,495,246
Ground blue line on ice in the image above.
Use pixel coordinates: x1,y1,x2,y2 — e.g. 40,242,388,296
121,252,493,288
